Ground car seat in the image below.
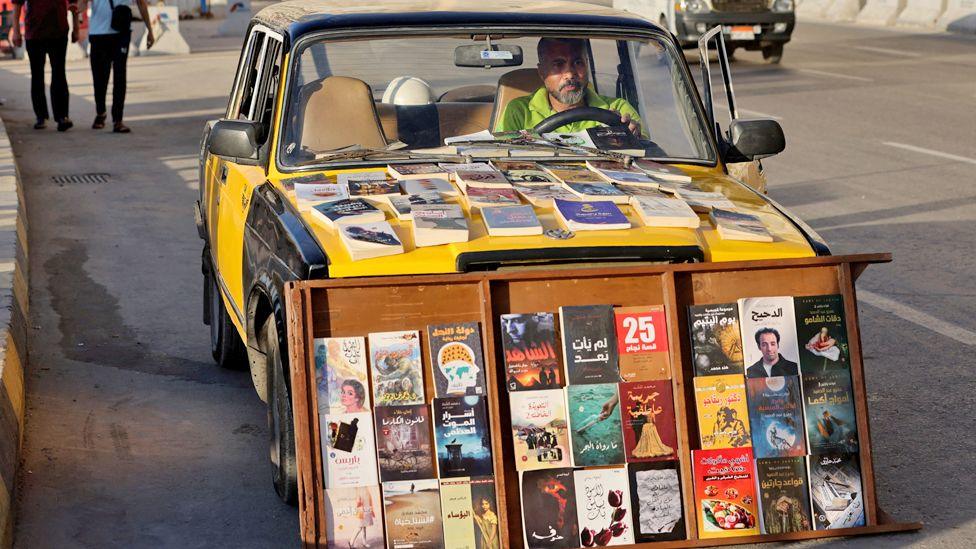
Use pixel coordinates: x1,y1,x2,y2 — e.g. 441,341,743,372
298,76,388,152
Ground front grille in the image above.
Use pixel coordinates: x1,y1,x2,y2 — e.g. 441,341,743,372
711,0,770,13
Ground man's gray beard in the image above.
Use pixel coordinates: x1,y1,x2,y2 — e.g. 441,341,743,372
553,87,584,105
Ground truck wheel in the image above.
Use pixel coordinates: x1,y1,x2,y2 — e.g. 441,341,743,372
762,44,783,64
262,317,298,506
209,271,247,369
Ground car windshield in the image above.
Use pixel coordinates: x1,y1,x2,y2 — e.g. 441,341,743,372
278,32,715,168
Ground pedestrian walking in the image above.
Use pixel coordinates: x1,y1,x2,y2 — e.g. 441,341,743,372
10,0,79,131
78,0,153,133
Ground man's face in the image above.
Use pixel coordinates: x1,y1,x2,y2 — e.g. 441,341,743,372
538,41,589,106
759,333,779,363
502,316,528,345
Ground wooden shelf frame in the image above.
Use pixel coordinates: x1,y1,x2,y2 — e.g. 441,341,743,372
285,253,921,548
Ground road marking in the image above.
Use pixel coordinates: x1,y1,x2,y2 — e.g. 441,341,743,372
854,45,922,58
882,142,976,165
125,109,224,122
859,290,976,346
795,68,873,82
738,108,783,121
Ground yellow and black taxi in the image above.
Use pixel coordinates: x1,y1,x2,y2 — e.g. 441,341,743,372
195,0,827,503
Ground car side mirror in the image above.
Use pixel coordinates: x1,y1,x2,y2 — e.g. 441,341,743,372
727,119,786,160
208,119,262,165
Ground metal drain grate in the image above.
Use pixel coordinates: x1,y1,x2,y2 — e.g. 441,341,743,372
51,173,111,185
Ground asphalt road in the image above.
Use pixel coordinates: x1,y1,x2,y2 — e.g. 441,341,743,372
0,15,973,549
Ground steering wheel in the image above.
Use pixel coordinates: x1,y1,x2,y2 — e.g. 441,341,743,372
532,107,627,134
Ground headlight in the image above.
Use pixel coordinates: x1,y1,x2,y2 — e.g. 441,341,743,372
771,0,794,12
677,0,711,14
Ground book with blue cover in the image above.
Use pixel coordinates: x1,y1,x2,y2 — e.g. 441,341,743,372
802,369,858,454
481,205,543,237
746,376,806,458
554,199,630,231
432,396,493,478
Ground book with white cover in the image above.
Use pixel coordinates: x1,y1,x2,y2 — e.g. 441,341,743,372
412,204,470,247
399,177,459,197
481,205,543,237
456,145,510,158
738,296,799,379
337,221,405,261
674,189,736,213
294,183,349,210
513,184,579,208
633,159,692,183
321,410,379,489
462,186,521,211
586,160,660,187
630,195,701,228
310,199,386,228
336,170,388,186
711,208,773,242
455,170,512,190
438,162,497,177
564,182,630,205
542,164,605,185
387,163,449,180
616,184,671,198
574,467,636,545
389,193,446,221
541,130,596,149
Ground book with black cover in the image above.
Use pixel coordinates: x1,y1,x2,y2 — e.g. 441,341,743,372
432,396,493,478
688,303,745,376
520,468,579,548
807,452,865,530
374,405,435,482
427,322,487,397
795,294,850,373
585,127,645,156
311,198,386,227
801,369,858,454
627,461,685,542
756,456,813,534
559,304,620,385
747,376,806,458
499,312,563,391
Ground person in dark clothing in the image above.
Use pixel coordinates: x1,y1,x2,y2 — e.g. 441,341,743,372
10,0,79,131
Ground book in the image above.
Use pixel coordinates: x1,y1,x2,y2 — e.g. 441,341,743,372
462,186,521,211
630,195,701,229
412,203,469,247
615,184,670,197
382,479,444,549
389,192,446,221
559,304,620,385
613,306,670,381
619,380,677,462
325,486,385,549
801,369,858,454
338,222,405,261
574,467,635,546
509,389,571,470
674,189,736,213
311,198,386,227
692,448,760,538
374,405,435,482
738,296,800,379
491,160,560,185
321,411,379,488
746,376,806,458
586,126,645,156
499,312,563,391
794,294,850,373
711,208,773,242
520,468,579,548
346,178,402,206
295,182,348,210
387,163,449,180
688,303,745,376
455,145,510,158
454,170,512,190
368,331,425,406
542,164,605,184
756,457,813,534
427,322,487,397
585,160,659,185
438,162,496,176
432,396,493,478
693,374,752,449
807,452,865,530
632,159,692,183
541,130,596,149
564,181,631,205
554,199,630,231
481,205,543,237
628,461,685,542
337,170,389,186
399,177,459,197
282,172,332,190
314,336,370,416
566,383,625,466
513,184,579,208
439,477,499,549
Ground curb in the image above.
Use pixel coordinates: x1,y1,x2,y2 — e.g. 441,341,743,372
0,117,29,549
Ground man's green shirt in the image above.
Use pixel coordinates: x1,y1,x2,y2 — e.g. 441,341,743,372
494,86,641,134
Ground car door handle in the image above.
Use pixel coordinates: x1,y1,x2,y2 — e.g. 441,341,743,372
218,165,229,185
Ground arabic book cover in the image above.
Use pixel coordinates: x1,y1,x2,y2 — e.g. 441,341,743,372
314,336,370,417
439,476,499,549
325,485,385,549
614,305,671,381
807,452,865,530
737,297,801,379
794,294,850,374
499,313,564,391
427,322,487,398
520,468,579,548
801,369,859,454
687,303,744,376
620,380,678,463
368,331,425,406
756,456,812,534
627,461,685,542
693,374,752,450
509,389,571,470
321,411,379,489
566,383,625,466
382,478,444,549
374,405,435,482
559,305,621,385
692,447,760,538
746,376,806,458
432,396,493,478
573,467,635,546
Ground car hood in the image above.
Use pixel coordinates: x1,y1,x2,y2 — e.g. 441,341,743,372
273,165,816,278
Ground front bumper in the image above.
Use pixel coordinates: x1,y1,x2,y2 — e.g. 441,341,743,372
675,11,795,49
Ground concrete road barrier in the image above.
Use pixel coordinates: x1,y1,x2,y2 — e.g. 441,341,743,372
138,6,191,56
939,0,976,30
797,0,837,18
857,0,907,24
826,0,865,21
898,0,948,25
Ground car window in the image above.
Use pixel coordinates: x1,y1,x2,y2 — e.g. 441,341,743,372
230,31,266,120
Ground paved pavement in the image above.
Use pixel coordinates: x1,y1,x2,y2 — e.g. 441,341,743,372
0,13,973,549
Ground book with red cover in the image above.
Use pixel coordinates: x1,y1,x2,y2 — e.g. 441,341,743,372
692,448,760,539
613,305,671,381
619,380,677,463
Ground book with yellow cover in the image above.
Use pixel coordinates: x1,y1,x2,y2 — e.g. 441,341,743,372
693,374,752,450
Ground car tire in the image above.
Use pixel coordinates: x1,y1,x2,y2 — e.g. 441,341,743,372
762,44,783,64
262,317,298,506
209,270,247,370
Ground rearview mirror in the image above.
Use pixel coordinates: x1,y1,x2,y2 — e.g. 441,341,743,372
208,119,262,165
728,119,786,160
454,44,523,68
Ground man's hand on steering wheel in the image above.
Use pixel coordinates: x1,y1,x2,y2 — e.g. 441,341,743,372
615,110,641,138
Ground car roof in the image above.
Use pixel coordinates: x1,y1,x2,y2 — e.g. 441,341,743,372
253,0,660,42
